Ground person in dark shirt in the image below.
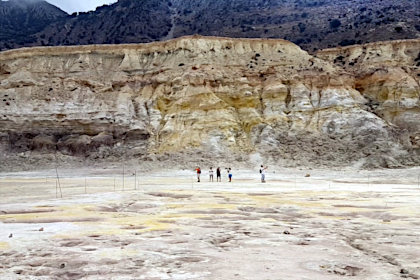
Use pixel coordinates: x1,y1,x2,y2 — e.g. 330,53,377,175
216,167,221,182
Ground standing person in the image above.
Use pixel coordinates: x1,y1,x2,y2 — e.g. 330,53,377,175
216,167,221,182
195,167,201,182
260,165,267,183
209,167,214,182
228,168,232,182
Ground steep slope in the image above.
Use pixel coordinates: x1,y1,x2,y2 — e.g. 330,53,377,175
317,40,420,163
0,0,67,47
0,0,418,52
169,0,420,51
0,36,419,170
34,0,172,45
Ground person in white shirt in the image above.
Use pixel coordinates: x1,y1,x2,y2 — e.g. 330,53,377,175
209,167,214,182
228,168,232,182
260,165,267,183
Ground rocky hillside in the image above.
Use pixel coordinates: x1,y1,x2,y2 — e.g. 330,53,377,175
0,0,67,48
0,36,419,170
0,0,419,52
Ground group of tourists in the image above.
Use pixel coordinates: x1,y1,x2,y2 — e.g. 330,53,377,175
195,167,231,182
195,165,267,183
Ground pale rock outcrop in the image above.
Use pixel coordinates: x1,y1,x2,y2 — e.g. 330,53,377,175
0,36,419,170
317,39,420,130
317,39,420,167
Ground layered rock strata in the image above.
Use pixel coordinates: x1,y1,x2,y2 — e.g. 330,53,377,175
317,39,420,166
0,36,419,169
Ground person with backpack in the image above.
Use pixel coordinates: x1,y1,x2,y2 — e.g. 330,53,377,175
260,165,267,183
216,167,221,182
195,167,201,182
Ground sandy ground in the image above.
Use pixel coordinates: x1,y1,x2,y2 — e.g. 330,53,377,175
0,167,419,280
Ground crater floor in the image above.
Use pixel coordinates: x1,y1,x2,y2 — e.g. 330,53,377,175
0,167,419,279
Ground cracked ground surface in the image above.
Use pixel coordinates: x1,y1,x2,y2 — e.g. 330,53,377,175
0,168,419,279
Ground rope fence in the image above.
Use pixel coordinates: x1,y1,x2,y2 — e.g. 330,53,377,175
0,169,419,202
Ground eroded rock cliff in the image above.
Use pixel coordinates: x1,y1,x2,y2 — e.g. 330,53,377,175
0,36,419,170
317,39,420,166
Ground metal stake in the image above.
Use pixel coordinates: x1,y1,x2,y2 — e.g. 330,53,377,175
122,164,125,191
55,167,63,198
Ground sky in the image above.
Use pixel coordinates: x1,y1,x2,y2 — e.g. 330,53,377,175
45,0,117,14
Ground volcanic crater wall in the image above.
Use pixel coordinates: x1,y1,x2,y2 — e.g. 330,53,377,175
0,36,419,169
